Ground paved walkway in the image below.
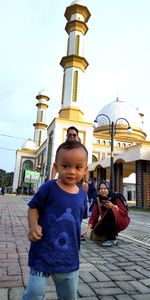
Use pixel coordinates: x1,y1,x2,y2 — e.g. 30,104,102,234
0,195,150,300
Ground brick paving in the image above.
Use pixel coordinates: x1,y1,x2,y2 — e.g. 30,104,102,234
0,195,150,300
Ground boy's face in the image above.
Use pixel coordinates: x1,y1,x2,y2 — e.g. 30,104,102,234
55,147,88,186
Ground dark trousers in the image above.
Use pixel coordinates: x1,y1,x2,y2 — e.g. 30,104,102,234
94,209,117,240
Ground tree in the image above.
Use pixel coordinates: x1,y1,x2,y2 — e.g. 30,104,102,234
0,169,14,187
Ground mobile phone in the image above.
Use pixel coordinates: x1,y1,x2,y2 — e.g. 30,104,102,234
97,195,108,203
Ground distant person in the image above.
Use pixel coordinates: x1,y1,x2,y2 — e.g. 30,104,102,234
83,180,130,247
87,178,97,215
29,185,33,196
23,186,28,195
50,126,80,180
16,186,21,196
21,140,88,300
1,186,5,195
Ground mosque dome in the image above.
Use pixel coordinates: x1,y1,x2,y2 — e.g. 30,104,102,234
94,98,146,141
22,138,37,150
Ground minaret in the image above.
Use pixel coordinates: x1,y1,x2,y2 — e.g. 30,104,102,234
33,89,50,147
59,0,91,121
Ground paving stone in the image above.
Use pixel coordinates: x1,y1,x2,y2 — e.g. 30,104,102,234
78,296,99,300
90,270,110,281
45,290,58,300
79,271,98,283
105,270,133,281
94,287,123,296
132,295,150,300
9,287,24,300
78,283,96,297
100,297,116,300
0,288,8,300
115,295,134,300
125,270,146,279
115,280,137,294
140,278,150,286
129,280,150,293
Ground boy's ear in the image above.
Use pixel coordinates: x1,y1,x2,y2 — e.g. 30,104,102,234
85,167,89,180
84,166,88,176
53,162,57,172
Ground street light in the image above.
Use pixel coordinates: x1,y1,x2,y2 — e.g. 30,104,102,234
93,114,133,192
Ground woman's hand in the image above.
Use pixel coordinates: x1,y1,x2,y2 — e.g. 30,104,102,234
28,224,43,241
82,224,92,235
102,200,115,209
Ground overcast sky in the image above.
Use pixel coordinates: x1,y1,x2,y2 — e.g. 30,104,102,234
1,0,150,172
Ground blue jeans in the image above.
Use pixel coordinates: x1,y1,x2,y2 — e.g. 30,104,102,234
22,269,79,300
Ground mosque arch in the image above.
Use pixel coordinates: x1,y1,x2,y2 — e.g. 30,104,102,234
92,154,98,162
21,160,34,186
23,160,33,171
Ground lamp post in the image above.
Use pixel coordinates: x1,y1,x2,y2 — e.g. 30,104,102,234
93,114,132,192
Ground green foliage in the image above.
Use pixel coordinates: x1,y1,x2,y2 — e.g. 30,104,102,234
0,169,14,187
129,207,150,213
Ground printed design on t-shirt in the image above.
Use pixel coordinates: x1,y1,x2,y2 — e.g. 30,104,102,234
39,208,78,267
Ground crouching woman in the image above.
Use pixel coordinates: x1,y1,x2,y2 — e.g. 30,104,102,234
83,180,130,247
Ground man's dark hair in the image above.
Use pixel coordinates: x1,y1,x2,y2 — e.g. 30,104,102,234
55,140,88,162
67,126,79,135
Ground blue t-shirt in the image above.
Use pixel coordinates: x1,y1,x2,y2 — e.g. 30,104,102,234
28,180,88,273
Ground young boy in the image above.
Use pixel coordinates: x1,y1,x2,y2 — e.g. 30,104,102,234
22,140,88,300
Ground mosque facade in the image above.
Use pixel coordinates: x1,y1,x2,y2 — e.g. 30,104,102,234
13,0,150,208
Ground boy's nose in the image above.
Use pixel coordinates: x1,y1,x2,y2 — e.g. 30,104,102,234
68,168,75,174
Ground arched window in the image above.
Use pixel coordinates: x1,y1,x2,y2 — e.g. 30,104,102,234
67,37,70,55
40,110,43,122
22,160,34,184
39,130,42,146
75,35,80,55
23,160,33,171
61,73,66,104
72,71,78,102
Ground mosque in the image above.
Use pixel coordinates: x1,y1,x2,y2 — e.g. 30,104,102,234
13,0,150,208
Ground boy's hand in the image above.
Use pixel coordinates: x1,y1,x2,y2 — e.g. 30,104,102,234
28,225,42,241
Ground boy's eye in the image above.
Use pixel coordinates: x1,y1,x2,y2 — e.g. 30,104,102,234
76,166,82,170
62,164,68,168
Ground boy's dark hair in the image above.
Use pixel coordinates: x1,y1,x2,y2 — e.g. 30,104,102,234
67,126,79,135
55,140,88,162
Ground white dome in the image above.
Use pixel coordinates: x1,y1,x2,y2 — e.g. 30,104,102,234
36,89,49,99
22,138,37,150
71,0,84,6
95,99,144,130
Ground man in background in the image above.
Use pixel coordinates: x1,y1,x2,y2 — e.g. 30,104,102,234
50,126,80,179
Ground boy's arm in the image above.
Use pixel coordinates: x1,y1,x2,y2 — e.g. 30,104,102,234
28,207,43,241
